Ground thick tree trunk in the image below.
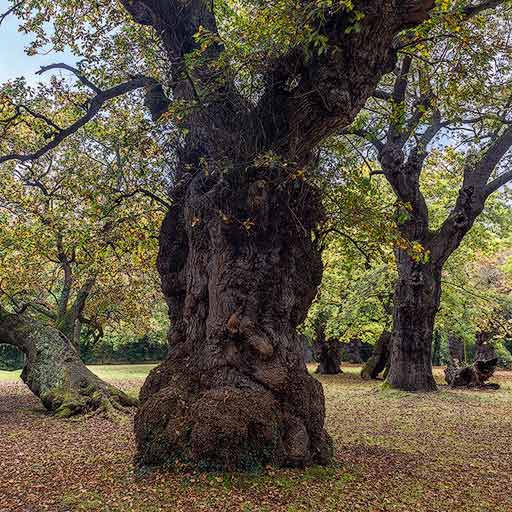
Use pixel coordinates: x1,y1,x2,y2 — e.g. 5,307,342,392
386,256,440,392
135,167,333,470
0,308,136,416
117,0,441,474
361,330,391,380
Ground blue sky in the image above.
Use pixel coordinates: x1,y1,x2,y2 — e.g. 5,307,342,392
0,0,74,84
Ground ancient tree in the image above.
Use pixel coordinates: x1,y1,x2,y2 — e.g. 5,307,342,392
1,0,502,469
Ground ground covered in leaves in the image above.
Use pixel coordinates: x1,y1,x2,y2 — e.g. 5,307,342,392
1,364,511,512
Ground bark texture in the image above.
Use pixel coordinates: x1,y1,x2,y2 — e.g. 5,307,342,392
120,0,438,470
361,330,391,380
0,309,136,417
136,172,333,470
386,258,440,391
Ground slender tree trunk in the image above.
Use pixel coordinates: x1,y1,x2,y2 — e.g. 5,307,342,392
386,254,440,392
0,308,136,416
135,166,333,470
361,330,391,380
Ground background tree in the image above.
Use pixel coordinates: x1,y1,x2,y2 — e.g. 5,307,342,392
339,8,512,390
0,92,167,414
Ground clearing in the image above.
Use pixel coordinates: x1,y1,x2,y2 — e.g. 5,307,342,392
1,365,511,512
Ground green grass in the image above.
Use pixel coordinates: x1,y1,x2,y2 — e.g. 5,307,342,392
0,363,157,382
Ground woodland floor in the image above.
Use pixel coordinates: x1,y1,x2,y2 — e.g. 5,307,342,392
1,364,512,512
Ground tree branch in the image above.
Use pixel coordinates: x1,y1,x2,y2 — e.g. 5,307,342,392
485,169,512,196
0,75,157,164
36,63,102,94
0,1,24,28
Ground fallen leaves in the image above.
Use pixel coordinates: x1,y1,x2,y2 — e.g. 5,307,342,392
0,367,512,511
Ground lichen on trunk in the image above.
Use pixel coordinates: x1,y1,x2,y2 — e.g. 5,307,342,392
0,308,137,417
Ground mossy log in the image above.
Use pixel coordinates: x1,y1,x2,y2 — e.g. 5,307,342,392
0,308,137,416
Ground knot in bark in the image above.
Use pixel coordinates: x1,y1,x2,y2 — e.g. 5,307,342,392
248,335,274,360
410,269,425,287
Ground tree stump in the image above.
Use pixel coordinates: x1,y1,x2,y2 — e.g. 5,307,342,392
445,332,499,389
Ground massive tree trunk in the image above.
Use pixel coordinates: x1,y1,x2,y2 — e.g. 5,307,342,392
135,168,333,470
119,0,439,471
0,308,136,416
361,330,391,380
386,256,440,392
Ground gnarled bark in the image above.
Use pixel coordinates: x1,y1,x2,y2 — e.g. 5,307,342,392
121,0,440,471
135,169,333,470
0,308,136,416
361,330,391,380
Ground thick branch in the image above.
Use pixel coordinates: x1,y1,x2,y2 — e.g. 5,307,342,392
432,125,512,264
0,1,24,27
71,277,96,322
485,169,512,196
